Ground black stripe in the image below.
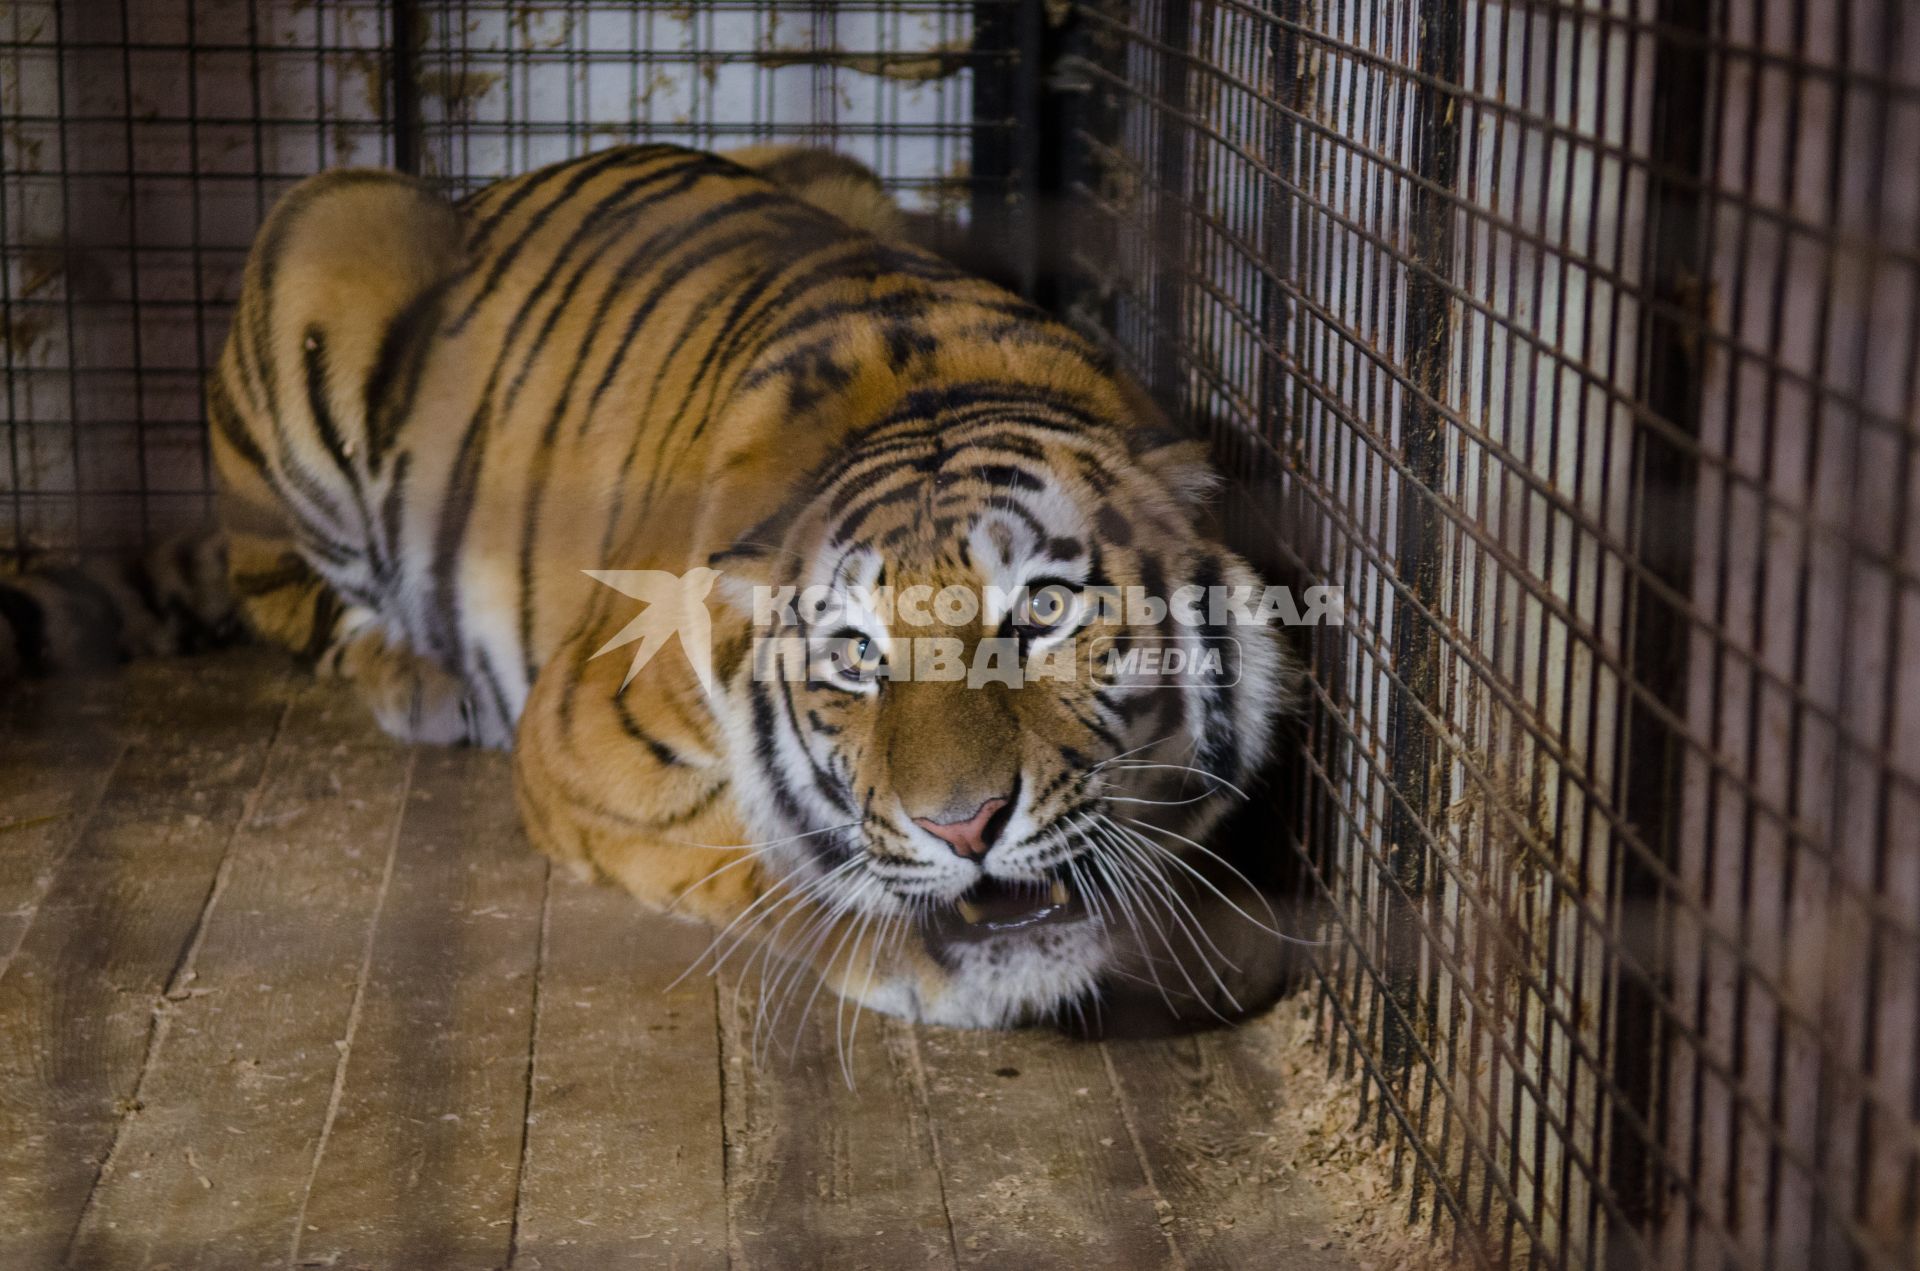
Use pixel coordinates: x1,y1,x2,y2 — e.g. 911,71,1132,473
378,450,411,590
363,276,455,469
1189,555,1241,781
510,180,802,680
614,694,686,767
301,587,343,661
245,171,399,431
963,463,1045,493
426,164,710,657
829,478,924,546
475,647,517,743
656,779,728,828
749,679,809,827
463,143,683,258
775,670,856,818
302,326,372,538
587,213,839,559
579,192,802,419
497,157,743,422
206,374,272,480
626,217,869,515
963,494,1048,541
449,146,687,335
427,397,489,661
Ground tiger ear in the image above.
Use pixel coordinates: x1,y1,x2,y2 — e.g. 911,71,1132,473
706,500,801,619
1112,374,1221,510
1127,427,1221,508
706,540,778,619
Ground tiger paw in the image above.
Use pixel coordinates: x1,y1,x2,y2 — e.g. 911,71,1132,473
321,618,475,745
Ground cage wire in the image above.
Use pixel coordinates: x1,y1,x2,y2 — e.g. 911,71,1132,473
1070,0,1920,1268
0,0,1004,564
4,2,1920,1269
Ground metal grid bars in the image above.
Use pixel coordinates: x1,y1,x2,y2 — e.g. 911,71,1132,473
1,0,404,565
0,0,1008,568
1065,1,1920,1268
402,3,993,208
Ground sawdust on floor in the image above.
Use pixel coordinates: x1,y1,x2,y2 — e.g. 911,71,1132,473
1247,1000,1469,1270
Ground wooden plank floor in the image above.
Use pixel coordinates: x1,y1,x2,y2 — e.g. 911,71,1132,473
1,653,1361,1270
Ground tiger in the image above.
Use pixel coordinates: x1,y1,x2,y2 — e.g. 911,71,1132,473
5,143,1300,1030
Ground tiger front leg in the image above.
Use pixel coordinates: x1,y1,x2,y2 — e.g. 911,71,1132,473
222,514,476,746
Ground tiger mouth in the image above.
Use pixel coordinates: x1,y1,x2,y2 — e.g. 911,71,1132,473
924,875,1089,945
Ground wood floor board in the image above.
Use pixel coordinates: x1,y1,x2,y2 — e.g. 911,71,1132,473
64,682,416,1269
289,747,548,1271
717,965,957,1271
913,1023,1179,1268
510,879,729,1270
0,657,296,1266
1102,1029,1358,1270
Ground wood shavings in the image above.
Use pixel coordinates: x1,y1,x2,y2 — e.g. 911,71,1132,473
1246,1001,1469,1270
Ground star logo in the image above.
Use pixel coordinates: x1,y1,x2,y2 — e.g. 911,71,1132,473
582,567,722,696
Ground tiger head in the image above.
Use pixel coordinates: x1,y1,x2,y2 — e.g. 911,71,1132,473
712,386,1301,1028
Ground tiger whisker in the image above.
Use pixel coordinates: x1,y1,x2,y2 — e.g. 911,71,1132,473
1120,816,1330,948
763,885,875,1062
1096,817,1245,980
1097,789,1219,808
1089,820,1243,1013
829,906,879,1082
662,845,783,914
676,855,859,989
764,872,889,1061
1086,821,1238,1020
843,911,895,1071
1061,838,1109,927
720,863,857,981
666,818,863,853
749,891,848,1057
756,873,877,1061
1098,760,1249,801
1087,735,1177,772
1081,850,1178,1016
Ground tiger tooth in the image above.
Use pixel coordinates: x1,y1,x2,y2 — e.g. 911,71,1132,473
1049,880,1071,905
956,899,985,924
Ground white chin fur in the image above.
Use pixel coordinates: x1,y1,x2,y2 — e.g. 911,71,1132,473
871,922,1110,1029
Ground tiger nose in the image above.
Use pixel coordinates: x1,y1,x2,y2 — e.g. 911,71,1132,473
910,794,1013,860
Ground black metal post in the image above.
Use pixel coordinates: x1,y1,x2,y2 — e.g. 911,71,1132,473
1146,0,1191,402
389,0,422,175
1380,0,1462,1124
971,0,1048,299
1607,0,1713,1259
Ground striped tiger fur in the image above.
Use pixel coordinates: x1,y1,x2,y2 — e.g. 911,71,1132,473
0,529,236,680
63,144,1303,1028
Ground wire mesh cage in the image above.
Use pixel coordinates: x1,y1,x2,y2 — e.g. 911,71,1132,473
4,2,1919,1268
0,0,1009,565
1070,1,1920,1267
